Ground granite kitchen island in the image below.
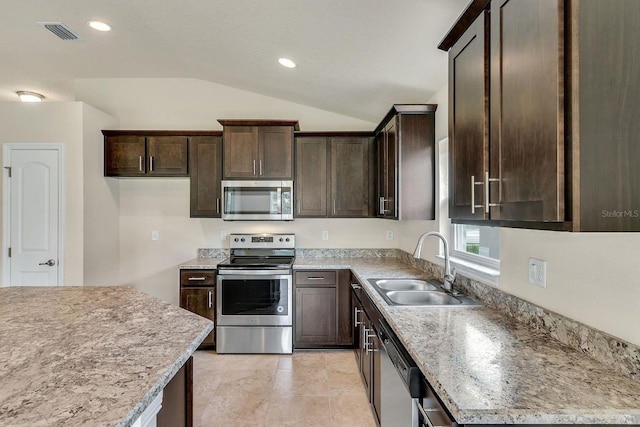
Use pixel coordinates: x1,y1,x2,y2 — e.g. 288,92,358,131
0,285,213,427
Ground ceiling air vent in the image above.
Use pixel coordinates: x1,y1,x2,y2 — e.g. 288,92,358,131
38,22,81,40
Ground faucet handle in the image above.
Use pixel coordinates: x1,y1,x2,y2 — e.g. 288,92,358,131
449,267,457,282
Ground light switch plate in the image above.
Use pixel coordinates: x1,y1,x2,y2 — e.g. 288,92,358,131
528,258,546,288
322,231,329,241
151,230,159,241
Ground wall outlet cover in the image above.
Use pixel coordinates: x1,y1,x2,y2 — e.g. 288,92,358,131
151,230,159,241
220,230,228,241
386,230,394,240
528,258,546,288
322,231,329,241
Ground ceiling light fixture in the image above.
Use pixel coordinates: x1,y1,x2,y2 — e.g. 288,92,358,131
278,58,296,69
88,20,111,32
16,91,44,102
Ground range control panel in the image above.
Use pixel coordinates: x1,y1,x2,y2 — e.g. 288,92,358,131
229,233,295,249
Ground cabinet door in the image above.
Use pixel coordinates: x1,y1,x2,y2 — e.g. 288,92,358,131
375,131,386,217
361,313,373,399
295,137,328,217
449,11,489,220
223,126,259,178
384,120,398,219
258,126,293,179
180,287,215,347
147,136,189,176
329,137,370,217
336,270,353,345
490,0,564,221
295,287,338,346
189,136,223,217
104,136,146,176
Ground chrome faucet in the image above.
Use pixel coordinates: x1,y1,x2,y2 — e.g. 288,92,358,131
413,231,456,292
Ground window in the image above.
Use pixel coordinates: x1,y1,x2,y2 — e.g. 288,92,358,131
453,224,500,260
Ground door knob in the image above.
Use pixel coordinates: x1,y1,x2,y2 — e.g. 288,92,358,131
39,259,56,267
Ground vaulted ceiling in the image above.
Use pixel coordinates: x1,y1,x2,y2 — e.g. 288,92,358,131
0,0,468,122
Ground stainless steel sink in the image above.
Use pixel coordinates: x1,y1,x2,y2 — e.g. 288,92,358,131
385,291,461,306
367,278,482,307
373,279,439,292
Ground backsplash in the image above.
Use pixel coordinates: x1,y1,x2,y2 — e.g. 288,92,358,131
197,248,229,259
396,250,640,380
296,248,398,258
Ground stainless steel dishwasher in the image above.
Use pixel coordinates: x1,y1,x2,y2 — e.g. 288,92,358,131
378,320,424,427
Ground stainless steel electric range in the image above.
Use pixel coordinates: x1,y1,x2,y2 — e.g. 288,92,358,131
216,233,295,354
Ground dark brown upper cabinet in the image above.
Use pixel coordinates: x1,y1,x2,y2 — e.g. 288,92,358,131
294,133,375,218
441,0,640,231
374,105,437,220
103,131,190,177
219,120,299,180
448,10,489,221
189,135,223,218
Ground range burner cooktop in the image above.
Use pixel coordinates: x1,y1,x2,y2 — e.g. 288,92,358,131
218,233,296,270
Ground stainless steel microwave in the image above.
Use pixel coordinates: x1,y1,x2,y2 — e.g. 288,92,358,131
221,180,293,221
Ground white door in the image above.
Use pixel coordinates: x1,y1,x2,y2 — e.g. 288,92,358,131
4,146,62,286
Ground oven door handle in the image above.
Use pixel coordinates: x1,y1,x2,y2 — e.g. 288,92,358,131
217,270,292,278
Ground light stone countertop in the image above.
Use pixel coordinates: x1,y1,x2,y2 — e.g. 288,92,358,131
0,286,214,427
297,257,640,424
179,257,226,269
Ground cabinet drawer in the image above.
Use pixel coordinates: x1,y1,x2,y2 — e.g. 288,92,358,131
180,270,216,286
295,270,337,286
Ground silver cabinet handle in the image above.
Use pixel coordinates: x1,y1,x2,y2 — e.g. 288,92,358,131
471,175,484,214
188,277,206,281
259,159,263,176
354,307,363,326
139,156,143,172
306,277,325,280
351,283,361,290
297,199,301,215
253,160,256,176
149,156,154,172
39,259,56,267
332,199,336,215
484,171,501,213
365,330,376,354
216,198,220,214
379,197,387,214
208,290,213,308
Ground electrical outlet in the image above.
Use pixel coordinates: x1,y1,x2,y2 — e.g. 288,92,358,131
386,230,394,240
220,230,227,241
322,231,329,241
528,258,546,288
151,230,159,241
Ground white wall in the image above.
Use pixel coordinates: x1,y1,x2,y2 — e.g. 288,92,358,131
82,104,120,285
75,78,394,305
0,102,120,287
0,103,85,284
75,78,375,131
423,83,640,346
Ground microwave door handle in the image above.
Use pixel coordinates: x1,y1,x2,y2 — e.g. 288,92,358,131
276,187,282,214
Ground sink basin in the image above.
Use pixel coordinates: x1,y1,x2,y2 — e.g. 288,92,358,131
372,279,439,292
385,291,461,306
366,277,482,307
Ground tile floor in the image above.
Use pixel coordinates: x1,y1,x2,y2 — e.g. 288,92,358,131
192,350,377,427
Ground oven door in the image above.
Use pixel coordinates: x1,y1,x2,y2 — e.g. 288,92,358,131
217,271,292,326
221,180,293,221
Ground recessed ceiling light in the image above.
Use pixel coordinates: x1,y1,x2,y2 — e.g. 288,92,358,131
278,58,296,69
88,20,111,32
16,91,44,102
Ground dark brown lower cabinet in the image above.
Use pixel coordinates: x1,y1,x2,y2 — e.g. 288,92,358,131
352,279,381,426
179,269,216,349
295,287,337,345
294,270,353,348
157,356,193,427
